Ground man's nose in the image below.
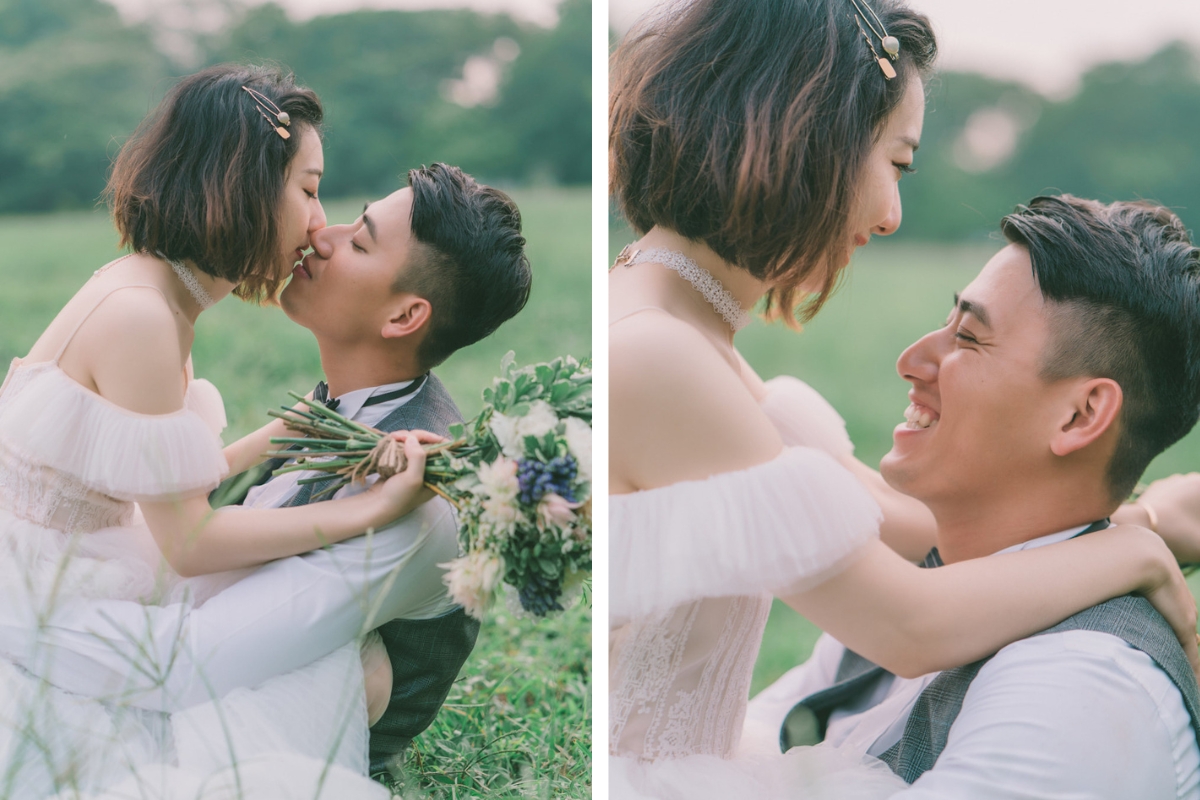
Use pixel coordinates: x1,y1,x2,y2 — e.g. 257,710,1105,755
896,327,941,385
310,224,335,259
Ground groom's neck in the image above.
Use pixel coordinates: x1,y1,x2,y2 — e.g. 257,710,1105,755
931,482,1115,564
316,338,425,398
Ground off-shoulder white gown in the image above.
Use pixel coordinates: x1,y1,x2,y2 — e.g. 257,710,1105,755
0,286,387,799
609,376,907,799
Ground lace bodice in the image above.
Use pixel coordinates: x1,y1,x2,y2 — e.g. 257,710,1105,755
609,377,881,761
0,358,228,535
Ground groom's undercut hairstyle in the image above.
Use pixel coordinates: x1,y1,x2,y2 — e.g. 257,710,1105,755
610,0,936,325
395,163,532,370
106,63,323,305
1001,195,1200,502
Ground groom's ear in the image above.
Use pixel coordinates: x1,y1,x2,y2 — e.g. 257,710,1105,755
381,293,432,340
1049,377,1123,457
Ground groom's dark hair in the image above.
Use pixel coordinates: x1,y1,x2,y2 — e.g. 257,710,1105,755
1001,195,1200,501
394,163,532,369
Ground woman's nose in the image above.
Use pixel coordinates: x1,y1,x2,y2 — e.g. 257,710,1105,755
875,183,902,236
310,199,328,233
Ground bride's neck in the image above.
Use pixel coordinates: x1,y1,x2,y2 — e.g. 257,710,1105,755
635,227,766,334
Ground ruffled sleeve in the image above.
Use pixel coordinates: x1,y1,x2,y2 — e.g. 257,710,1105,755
760,376,855,458
185,378,228,438
609,447,881,625
0,365,228,501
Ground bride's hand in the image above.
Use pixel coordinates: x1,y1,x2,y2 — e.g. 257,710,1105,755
366,430,444,522
1116,473,1200,564
1122,523,1200,681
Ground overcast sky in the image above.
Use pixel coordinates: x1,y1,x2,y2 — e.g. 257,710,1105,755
108,0,566,28
610,0,1200,97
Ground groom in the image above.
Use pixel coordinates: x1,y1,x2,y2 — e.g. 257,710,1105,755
6,162,532,777
749,195,1200,797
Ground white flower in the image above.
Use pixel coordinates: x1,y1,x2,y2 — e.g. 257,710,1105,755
441,551,504,619
563,416,592,481
491,401,560,458
490,412,521,458
476,456,519,501
481,496,519,531
519,400,559,440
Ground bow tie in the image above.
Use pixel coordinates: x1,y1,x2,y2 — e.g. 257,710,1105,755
312,374,429,413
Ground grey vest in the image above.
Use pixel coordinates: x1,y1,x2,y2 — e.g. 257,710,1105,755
241,375,480,776
782,532,1200,784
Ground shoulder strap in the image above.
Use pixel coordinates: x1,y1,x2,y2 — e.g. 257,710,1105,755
609,305,670,326
53,283,169,363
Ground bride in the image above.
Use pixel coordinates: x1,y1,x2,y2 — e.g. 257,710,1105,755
608,0,1199,797
0,64,429,798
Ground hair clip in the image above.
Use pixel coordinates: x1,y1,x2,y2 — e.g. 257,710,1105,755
848,0,899,80
242,86,291,140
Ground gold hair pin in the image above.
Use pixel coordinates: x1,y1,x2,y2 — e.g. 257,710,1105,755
848,0,899,80
242,86,291,140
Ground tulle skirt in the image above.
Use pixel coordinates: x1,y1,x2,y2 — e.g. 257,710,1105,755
0,508,387,799
610,744,905,800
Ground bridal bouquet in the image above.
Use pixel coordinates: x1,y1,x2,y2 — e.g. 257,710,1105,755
267,352,591,619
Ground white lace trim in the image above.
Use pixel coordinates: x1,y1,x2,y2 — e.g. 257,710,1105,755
610,595,772,760
166,257,216,309
626,248,752,332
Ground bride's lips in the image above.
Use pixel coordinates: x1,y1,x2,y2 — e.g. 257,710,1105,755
293,252,313,279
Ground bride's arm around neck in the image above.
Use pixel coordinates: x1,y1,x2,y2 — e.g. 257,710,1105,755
609,309,782,495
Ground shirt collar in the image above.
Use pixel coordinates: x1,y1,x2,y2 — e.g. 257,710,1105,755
333,378,423,426
993,522,1095,555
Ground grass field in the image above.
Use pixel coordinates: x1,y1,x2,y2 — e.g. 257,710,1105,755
611,225,1200,696
0,187,592,798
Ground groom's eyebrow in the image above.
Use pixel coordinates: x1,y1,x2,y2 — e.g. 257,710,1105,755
953,292,991,328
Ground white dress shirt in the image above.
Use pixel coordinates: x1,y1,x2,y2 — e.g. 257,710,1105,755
745,526,1200,799
0,377,461,711
244,379,422,510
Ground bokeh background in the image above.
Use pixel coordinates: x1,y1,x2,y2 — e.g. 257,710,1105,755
0,0,590,795
609,0,1200,695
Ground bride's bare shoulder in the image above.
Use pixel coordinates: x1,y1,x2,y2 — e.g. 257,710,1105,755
57,285,188,414
610,312,782,489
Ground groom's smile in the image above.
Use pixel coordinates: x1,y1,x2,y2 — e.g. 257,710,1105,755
880,244,1069,515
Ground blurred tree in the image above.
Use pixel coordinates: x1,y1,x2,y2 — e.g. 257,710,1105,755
204,4,527,196
896,43,1200,240
487,0,591,184
0,0,168,212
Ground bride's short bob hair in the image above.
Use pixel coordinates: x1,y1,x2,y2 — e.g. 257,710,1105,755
610,0,936,324
105,64,323,304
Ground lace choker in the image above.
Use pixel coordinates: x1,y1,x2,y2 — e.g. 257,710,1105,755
165,257,216,310
614,246,751,332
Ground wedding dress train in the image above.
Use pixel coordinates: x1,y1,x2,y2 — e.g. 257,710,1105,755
0,295,387,799
609,376,907,799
